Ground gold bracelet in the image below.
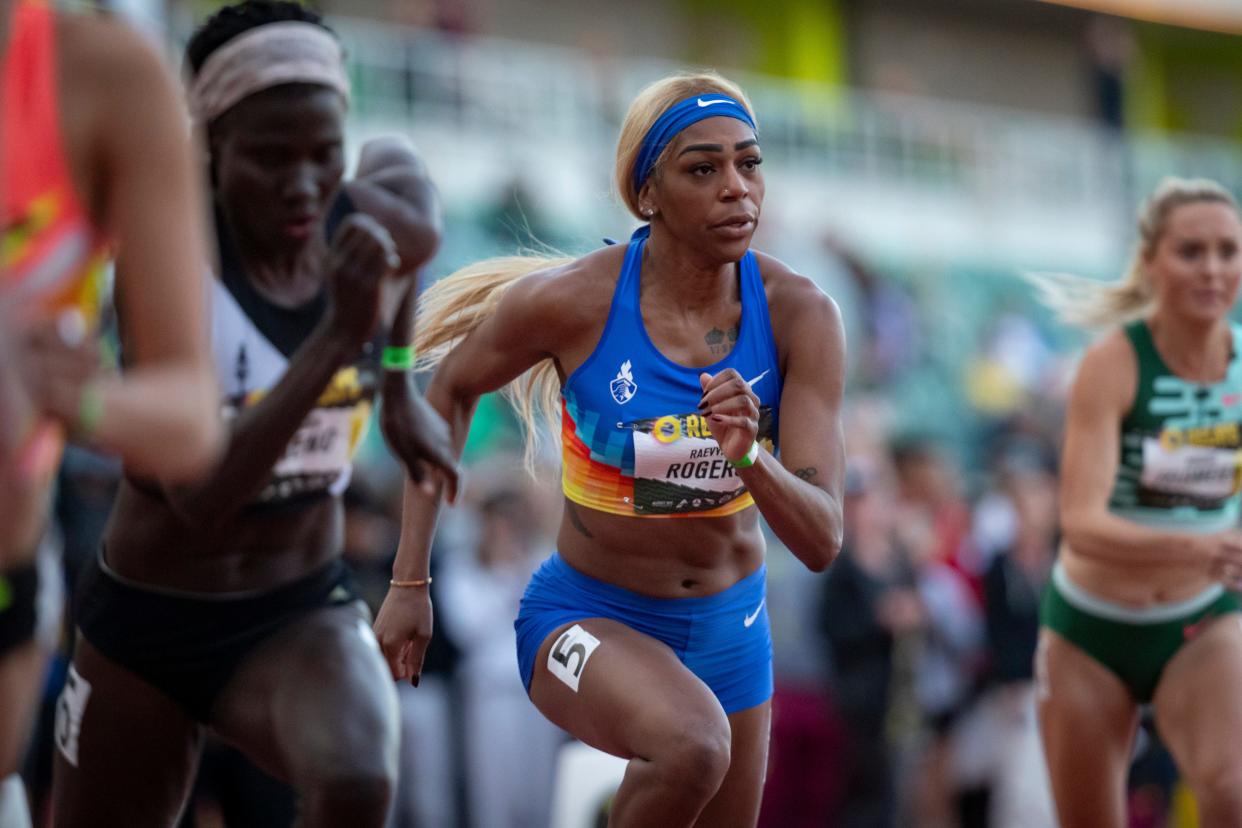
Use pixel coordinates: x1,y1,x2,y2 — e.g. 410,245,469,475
390,576,432,588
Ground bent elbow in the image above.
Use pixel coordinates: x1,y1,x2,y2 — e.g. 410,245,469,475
801,532,842,573
395,214,442,273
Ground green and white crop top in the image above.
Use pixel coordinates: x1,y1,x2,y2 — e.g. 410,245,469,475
1109,319,1242,532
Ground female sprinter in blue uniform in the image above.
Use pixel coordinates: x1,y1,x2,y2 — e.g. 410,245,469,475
375,72,846,827
51,3,456,826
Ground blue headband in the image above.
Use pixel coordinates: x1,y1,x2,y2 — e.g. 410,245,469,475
631,94,756,194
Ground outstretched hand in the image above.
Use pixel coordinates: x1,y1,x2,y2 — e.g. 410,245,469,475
374,585,433,686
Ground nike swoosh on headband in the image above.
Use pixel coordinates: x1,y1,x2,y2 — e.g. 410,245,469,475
697,98,729,107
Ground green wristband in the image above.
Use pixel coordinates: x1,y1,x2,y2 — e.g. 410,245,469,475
382,345,416,371
76,383,105,440
728,440,760,469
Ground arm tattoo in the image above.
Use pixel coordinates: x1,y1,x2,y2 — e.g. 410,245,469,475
794,467,818,481
565,500,594,538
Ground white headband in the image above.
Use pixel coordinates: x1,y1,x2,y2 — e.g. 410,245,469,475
188,21,350,124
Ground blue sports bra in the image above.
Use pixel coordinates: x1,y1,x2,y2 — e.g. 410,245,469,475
560,233,782,518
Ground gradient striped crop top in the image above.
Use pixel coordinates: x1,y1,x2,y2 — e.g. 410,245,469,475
561,233,781,518
2,0,109,324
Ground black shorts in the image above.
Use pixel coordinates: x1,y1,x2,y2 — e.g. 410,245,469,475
0,561,38,658
75,549,359,722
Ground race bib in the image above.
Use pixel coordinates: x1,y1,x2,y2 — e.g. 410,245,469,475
273,405,368,478
628,407,773,515
1140,437,1242,501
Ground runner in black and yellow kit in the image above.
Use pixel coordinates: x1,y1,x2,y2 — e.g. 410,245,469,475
1030,178,1242,827
51,3,456,826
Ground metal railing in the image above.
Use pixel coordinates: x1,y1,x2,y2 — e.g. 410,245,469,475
331,17,1242,267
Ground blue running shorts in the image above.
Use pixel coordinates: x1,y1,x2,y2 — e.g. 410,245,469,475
515,553,772,713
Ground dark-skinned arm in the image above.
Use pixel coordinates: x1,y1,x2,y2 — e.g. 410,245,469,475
699,279,846,571
343,137,442,277
344,137,460,492
157,216,395,527
378,271,460,497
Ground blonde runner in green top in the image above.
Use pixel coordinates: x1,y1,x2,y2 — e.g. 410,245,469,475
1029,177,1242,828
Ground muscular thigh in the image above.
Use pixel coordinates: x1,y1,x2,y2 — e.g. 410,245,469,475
529,618,729,760
52,636,203,828
209,601,400,786
1035,629,1139,828
1153,613,1242,791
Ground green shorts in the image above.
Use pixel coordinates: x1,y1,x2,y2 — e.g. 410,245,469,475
1040,564,1241,704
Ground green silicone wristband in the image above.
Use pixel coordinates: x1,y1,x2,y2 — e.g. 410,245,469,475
382,345,416,371
728,440,760,469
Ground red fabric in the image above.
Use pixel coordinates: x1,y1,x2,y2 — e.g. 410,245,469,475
3,0,77,226
2,0,106,313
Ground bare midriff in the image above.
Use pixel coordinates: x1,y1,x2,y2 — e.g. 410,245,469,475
556,498,765,597
1059,541,1216,607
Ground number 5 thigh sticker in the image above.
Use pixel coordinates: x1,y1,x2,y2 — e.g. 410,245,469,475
548,624,601,692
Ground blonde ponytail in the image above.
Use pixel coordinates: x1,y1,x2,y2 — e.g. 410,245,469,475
414,255,572,470
1027,177,1238,329
1024,249,1154,329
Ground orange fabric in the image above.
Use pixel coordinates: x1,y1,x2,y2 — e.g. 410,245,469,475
1,0,110,482
2,0,108,324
